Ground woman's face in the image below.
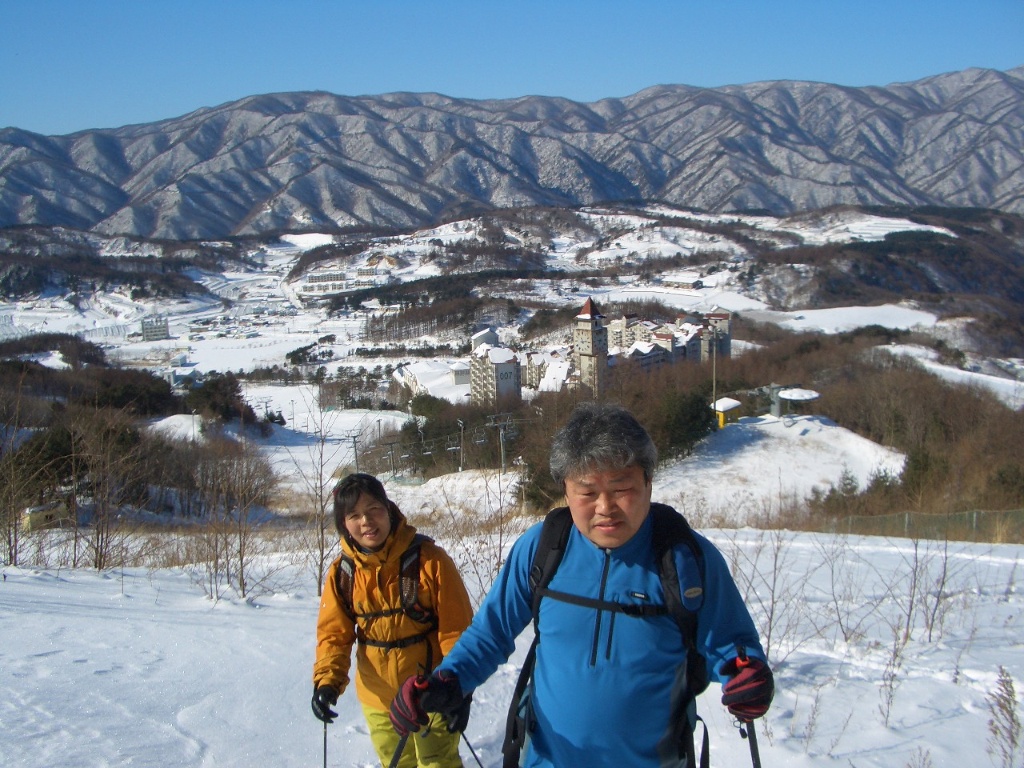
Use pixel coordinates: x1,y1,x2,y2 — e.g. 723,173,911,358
343,493,392,551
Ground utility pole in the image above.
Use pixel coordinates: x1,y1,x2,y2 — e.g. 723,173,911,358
498,422,507,474
711,324,717,412
347,432,360,473
486,413,512,474
457,419,465,472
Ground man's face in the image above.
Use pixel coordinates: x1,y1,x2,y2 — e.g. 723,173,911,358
564,464,652,549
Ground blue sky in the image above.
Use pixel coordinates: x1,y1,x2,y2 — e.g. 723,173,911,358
2,0,1021,136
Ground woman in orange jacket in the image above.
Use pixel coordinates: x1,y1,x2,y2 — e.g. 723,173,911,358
312,473,474,768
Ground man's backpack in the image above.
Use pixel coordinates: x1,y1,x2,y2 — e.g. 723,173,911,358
335,534,440,667
501,503,710,768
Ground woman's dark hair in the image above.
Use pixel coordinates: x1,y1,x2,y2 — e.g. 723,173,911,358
549,402,658,486
331,472,395,537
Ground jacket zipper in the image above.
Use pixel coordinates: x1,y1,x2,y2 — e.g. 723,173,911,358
589,549,612,666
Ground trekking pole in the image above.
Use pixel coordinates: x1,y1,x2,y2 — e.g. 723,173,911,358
389,676,429,768
733,647,764,768
739,720,762,768
323,720,328,768
461,732,485,768
387,732,411,768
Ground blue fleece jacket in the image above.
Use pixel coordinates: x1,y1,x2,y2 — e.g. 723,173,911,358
436,506,765,768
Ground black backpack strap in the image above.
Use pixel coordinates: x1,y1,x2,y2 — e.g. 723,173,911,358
651,503,710,765
502,636,537,768
650,503,705,650
502,508,573,767
528,507,574,621
691,715,710,768
335,554,356,618
538,588,670,617
399,534,437,626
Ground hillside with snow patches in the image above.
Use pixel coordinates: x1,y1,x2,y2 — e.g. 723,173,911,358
0,205,963,344
6,206,1019,403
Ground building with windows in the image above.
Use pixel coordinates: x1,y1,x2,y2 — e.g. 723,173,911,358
470,344,522,406
140,316,170,342
393,360,471,404
573,298,608,397
566,298,732,398
471,327,499,351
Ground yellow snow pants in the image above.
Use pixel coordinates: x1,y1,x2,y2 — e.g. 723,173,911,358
362,704,463,768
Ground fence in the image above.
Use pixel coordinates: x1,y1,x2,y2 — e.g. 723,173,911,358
824,508,1024,544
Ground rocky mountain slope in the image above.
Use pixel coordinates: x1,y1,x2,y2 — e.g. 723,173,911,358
1,66,1022,239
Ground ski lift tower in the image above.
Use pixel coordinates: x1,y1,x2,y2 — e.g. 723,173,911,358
486,413,515,474
772,386,821,418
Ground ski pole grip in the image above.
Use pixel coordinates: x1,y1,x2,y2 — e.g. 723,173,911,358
735,645,750,668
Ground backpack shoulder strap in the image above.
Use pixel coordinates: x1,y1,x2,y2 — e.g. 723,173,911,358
335,534,436,624
503,509,572,768
399,533,435,624
651,504,711,765
528,506,574,622
650,503,705,640
335,553,356,619
651,503,709,698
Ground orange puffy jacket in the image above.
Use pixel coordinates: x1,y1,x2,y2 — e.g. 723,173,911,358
313,512,473,711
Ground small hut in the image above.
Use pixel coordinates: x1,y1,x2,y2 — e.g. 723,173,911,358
713,396,743,428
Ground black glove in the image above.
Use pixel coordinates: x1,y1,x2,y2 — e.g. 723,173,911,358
390,675,429,737
311,685,339,724
420,670,472,733
720,657,774,721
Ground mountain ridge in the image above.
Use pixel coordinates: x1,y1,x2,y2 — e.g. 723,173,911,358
1,66,1023,238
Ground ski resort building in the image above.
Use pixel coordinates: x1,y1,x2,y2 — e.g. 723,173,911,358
567,298,732,398
140,316,170,342
470,344,522,406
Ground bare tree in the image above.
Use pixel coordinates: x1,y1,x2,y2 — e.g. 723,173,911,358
224,439,278,598
725,501,815,662
0,387,35,566
191,436,278,599
810,533,874,645
419,470,529,608
291,387,345,597
67,406,149,570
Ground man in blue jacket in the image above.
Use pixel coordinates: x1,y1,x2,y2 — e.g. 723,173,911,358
390,403,774,767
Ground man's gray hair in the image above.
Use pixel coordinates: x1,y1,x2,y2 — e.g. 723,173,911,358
549,402,658,485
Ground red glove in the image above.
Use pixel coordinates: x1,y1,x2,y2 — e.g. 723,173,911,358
721,656,774,721
389,675,429,736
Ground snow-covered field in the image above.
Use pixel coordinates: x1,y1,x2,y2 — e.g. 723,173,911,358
4,445,1022,767
2,407,1017,768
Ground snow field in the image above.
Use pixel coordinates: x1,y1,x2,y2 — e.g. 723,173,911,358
3,525,1022,767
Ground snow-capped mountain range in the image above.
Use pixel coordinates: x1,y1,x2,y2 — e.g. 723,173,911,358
1,66,1022,239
